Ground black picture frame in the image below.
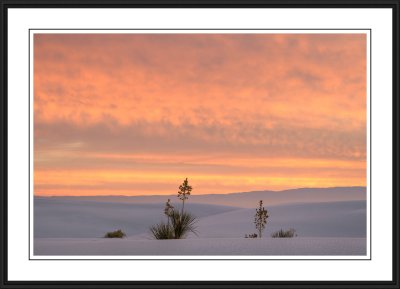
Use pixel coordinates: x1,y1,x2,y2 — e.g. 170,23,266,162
0,1,399,288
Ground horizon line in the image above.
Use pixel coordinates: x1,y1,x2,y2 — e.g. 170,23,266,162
34,185,367,198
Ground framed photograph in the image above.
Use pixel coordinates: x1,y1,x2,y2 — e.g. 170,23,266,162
1,1,399,288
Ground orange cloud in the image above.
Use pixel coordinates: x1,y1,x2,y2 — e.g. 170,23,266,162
33,33,367,196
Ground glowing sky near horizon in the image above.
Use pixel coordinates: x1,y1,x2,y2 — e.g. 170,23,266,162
34,33,367,196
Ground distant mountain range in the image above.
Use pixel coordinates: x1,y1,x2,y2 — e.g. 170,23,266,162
37,186,366,208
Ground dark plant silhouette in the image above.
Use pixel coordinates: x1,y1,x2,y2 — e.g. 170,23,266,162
164,198,174,228
169,210,197,239
177,178,192,215
150,210,197,239
254,200,269,238
149,222,174,240
104,229,126,238
271,228,297,238
150,183,197,240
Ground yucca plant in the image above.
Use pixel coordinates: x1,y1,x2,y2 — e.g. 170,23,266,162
149,222,174,240
169,210,197,239
149,180,198,240
254,200,269,238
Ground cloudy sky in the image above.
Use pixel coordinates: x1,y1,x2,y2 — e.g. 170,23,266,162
34,33,366,196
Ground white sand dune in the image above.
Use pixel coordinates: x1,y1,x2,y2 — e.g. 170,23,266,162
42,186,366,208
34,199,238,238
34,198,366,239
33,188,367,256
34,237,366,256
193,200,366,238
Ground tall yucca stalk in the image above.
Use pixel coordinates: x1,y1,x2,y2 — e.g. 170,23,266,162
177,178,192,216
164,199,174,228
254,200,269,238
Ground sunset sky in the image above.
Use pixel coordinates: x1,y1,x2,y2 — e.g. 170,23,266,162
34,33,367,196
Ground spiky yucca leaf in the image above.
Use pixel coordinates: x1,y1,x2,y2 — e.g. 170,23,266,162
169,210,197,239
149,222,174,240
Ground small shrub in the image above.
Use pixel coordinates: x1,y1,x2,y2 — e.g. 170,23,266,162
271,228,297,238
104,229,126,238
245,233,258,238
149,223,174,240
